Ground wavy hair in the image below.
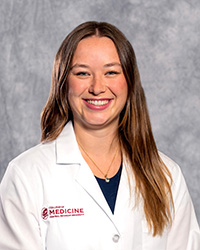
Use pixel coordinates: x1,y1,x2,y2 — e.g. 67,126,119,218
41,21,174,236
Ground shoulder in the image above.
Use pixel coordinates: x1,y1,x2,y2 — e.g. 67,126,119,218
9,141,55,169
158,151,183,182
0,142,54,199
0,142,56,187
158,151,191,209
5,121,76,177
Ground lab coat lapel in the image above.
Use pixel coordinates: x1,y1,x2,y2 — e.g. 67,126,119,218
75,160,133,235
75,160,115,219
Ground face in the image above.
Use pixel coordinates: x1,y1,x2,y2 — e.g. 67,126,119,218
67,36,128,130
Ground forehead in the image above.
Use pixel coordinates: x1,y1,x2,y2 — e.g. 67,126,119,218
72,36,120,63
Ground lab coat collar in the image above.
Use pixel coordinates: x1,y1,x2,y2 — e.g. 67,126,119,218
55,121,81,164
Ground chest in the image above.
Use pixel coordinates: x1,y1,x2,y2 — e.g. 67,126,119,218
36,165,168,250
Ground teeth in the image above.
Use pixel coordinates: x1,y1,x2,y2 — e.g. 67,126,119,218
87,100,109,106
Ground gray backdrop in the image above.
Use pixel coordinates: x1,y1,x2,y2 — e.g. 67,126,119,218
0,0,200,223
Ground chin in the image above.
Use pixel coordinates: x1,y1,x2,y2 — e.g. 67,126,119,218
85,120,108,128
83,117,119,129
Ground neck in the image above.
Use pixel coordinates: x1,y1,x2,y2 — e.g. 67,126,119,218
73,121,120,155
73,121,122,179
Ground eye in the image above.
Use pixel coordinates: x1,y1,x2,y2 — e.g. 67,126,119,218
75,71,90,76
105,71,119,76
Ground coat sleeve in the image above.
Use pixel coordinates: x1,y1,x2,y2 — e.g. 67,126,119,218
166,164,200,250
0,163,44,250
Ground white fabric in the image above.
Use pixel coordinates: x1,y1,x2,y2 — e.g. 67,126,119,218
0,121,199,250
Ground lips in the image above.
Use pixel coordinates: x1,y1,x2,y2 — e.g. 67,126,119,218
83,98,112,110
86,99,109,106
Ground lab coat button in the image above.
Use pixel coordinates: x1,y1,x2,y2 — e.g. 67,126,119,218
112,234,120,243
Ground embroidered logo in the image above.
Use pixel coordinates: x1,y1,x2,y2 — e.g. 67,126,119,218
41,206,84,220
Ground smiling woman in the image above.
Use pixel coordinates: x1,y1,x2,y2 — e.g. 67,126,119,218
67,36,128,130
0,21,199,250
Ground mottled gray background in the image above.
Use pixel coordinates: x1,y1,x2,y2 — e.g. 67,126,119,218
0,0,199,223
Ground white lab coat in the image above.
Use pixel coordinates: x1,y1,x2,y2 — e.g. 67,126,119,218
0,121,199,250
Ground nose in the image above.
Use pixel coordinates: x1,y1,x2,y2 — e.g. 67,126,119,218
88,75,106,95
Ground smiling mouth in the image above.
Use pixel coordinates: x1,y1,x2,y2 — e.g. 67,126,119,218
84,99,110,106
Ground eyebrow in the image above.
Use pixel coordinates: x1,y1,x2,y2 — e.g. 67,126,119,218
103,62,121,68
70,64,89,69
70,62,122,70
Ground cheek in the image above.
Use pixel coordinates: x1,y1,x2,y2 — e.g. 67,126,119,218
68,79,78,96
67,79,77,108
114,78,128,99
68,78,87,97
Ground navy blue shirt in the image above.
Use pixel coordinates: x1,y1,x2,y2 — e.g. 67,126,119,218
95,163,122,214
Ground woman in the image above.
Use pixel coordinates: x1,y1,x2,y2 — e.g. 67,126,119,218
0,21,199,250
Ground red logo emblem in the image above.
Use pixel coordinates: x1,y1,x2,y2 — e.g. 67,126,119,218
41,207,49,220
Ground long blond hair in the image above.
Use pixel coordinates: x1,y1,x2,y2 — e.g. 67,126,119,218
41,21,173,235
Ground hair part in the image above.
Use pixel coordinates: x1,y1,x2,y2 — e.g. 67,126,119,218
41,21,174,236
